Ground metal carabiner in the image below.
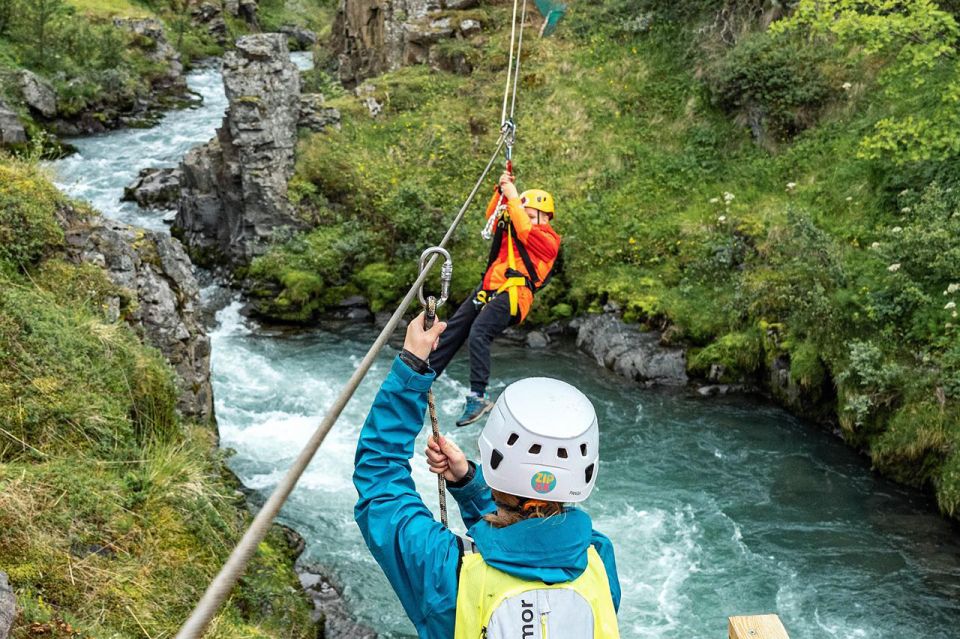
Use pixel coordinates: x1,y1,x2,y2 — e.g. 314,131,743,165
500,118,517,157
418,247,453,329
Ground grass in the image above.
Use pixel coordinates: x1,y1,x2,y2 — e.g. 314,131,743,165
0,157,316,638
66,0,153,19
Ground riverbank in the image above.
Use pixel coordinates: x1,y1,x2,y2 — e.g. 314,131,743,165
0,157,319,638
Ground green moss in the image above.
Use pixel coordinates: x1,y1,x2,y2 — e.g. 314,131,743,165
688,330,763,382
789,340,826,390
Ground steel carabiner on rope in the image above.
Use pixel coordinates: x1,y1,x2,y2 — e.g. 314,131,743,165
417,246,454,527
418,246,453,330
501,118,517,159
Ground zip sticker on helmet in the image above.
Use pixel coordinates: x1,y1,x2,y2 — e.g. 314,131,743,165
531,471,557,494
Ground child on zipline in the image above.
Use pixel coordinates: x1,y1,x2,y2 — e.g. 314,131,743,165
429,171,562,426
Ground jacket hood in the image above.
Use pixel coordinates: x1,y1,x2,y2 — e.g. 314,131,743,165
467,508,594,583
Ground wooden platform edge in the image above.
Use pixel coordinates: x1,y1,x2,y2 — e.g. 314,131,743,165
728,614,790,639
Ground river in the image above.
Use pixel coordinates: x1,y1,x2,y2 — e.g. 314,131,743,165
50,57,960,639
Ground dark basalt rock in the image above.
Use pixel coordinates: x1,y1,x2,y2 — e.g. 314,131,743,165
298,565,379,638
175,34,304,268
0,101,26,146
61,205,213,421
280,25,319,50
575,313,688,387
123,167,182,210
299,93,342,131
333,0,483,86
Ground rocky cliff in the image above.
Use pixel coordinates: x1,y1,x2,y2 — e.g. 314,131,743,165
61,207,213,422
333,0,482,85
174,34,304,268
0,572,13,639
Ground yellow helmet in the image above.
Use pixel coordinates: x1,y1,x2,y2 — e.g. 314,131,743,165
520,189,555,217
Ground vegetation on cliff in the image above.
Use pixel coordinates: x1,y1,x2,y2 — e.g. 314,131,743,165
247,0,960,516
0,157,315,638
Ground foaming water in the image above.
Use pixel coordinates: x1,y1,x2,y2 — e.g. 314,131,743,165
49,52,313,230
210,309,960,639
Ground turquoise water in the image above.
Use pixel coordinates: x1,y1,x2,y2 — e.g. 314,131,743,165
210,308,960,639
49,57,960,639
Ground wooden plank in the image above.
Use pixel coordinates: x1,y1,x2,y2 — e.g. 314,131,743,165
728,614,790,639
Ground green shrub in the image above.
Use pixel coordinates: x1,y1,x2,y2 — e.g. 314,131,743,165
688,329,763,381
0,162,65,272
705,32,834,142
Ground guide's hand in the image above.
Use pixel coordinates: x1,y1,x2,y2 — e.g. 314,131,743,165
404,311,446,361
425,435,469,483
499,171,519,201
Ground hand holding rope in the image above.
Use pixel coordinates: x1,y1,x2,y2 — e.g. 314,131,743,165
418,246,453,527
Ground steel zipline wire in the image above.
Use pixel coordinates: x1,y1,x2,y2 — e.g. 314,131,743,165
175,1,532,634
173,136,506,639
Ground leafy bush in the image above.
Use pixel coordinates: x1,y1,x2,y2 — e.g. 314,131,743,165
705,32,834,142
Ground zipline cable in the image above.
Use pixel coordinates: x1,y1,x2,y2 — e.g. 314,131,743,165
174,135,506,639
501,0,520,127
509,0,528,122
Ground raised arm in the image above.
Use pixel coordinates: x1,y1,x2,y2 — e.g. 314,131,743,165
353,318,461,629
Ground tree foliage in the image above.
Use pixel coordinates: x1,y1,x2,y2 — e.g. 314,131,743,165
774,0,960,163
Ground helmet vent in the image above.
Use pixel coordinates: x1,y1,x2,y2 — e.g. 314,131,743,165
528,444,542,455
507,433,519,446
490,449,504,470
580,443,588,457
585,463,595,483
557,448,568,459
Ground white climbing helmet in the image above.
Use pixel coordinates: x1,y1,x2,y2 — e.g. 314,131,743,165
478,377,600,503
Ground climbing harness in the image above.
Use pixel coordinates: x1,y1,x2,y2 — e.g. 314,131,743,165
174,0,535,635
418,246,453,528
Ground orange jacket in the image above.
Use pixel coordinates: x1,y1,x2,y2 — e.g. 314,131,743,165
480,191,561,321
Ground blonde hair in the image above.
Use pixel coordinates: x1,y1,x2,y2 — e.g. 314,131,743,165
483,490,565,528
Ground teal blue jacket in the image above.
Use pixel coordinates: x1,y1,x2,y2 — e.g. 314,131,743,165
354,357,621,638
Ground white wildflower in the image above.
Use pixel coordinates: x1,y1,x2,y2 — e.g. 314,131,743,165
870,242,880,250
723,192,735,204
846,196,853,202
901,207,911,214
709,197,720,204
718,215,727,223
842,81,852,90
954,311,958,319
888,263,901,273
947,301,957,310
786,182,797,191
891,226,903,233
948,283,960,294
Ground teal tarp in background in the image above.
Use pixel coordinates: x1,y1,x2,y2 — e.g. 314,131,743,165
534,0,566,36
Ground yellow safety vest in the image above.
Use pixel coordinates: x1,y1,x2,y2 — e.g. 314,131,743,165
454,545,620,639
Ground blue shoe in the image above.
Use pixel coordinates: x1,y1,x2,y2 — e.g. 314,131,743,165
456,393,493,427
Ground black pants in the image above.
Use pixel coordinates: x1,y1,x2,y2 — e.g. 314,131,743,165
429,288,518,394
